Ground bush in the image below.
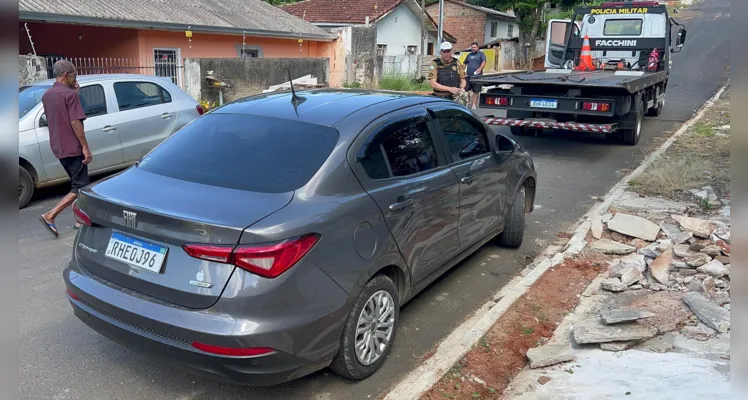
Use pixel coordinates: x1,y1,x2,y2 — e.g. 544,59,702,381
378,75,431,92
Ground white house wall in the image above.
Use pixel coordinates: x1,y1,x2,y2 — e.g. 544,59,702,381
376,3,423,56
484,17,518,44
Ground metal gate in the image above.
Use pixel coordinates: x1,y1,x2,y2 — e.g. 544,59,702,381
43,55,185,89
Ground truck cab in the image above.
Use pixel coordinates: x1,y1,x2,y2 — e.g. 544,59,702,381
545,1,686,70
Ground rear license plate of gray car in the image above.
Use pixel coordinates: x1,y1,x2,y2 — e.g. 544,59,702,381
104,232,167,273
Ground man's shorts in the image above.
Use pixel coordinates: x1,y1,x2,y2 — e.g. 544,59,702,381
465,76,482,94
59,155,90,195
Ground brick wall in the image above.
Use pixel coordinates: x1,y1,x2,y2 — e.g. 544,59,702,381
426,2,487,51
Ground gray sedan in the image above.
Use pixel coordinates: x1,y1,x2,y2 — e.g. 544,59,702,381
19,74,203,208
64,89,536,385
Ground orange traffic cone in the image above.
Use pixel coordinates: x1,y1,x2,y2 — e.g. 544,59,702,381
576,35,595,71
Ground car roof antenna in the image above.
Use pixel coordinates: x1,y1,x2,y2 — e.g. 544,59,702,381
287,68,306,116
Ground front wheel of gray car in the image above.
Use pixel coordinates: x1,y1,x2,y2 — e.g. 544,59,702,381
330,274,399,380
497,186,526,248
19,166,34,209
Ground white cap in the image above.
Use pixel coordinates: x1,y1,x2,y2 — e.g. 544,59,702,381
439,42,452,51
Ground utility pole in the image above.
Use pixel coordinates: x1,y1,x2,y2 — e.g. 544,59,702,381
421,0,426,55
437,0,444,47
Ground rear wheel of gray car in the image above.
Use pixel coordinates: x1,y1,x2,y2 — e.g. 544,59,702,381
19,166,34,209
497,185,525,248
330,274,399,380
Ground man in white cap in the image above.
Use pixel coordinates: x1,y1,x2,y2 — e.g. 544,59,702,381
428,41,466,99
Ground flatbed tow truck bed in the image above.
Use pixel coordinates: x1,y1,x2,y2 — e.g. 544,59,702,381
471,69,668,94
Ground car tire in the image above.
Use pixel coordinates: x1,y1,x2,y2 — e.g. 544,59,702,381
620,102,644,146
497,185,526,248
507,111,532,137
19,166,34,209
330,274,399,381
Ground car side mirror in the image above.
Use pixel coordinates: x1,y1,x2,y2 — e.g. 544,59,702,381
39,113,48,128
495,134,517,161
672,28,686,53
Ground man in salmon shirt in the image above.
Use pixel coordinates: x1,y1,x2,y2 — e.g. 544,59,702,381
39,60,92,237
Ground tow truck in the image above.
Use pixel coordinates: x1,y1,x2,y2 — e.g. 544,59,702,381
473,1,687,145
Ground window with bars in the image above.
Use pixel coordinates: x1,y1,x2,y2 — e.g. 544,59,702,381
406,45,418,55
154,49,179,85
507,24,515,37
490,22,498,38
376,44,387,56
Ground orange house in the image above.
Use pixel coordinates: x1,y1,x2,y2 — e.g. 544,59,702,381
19,0,339,87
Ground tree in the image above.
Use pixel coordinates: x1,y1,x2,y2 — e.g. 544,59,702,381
469,1,587,68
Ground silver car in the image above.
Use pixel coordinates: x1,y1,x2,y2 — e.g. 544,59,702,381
19,74,203,208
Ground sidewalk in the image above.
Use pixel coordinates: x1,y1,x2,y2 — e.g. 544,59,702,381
383,82,730,400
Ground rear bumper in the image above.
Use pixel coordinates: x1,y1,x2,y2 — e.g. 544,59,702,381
482,117,617,134
68,295,324,386
63,261,352,386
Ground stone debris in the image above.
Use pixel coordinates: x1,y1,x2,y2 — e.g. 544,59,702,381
697,259,728,277
601,278,627,292
631,284,643,290
600,309,656,324
671,215,718,238
620,266,645,287
608,254,647,278
591,217,604,240
573,319,657,344
658,222,682,237
600,341,641,352
607,213,661,241
701,276,716,293
649,250,673,285
537,376,552,385
601,213,614,223
638,332,676,353
711,227,730,244
614,191,688,213
673,244,695,258
700,245,722,257
591,239,636,255
688,278,704,293
677,268,697,276
526,344,576,368
683,292,730,333
680,323,718,341
685,253,712,267
715,255,730,265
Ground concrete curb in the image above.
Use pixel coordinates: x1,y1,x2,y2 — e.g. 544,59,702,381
382,82,728,400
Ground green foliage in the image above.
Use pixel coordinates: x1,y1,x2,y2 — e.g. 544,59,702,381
378,75,432,92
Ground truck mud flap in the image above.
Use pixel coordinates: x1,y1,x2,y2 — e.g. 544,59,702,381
482,117,617,134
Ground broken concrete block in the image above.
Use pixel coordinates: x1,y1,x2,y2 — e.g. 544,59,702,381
573,320,657,344
684,292,730,333
600,309,656,324
673,244,695,258
700,245,722,257
620,266,645,286
649,250,673,285
526,344,576,368
609,254,647,278
591,239,636,255
591,217,604,240
659,222,682,237
601,278,627,292
607,213,661,241
697,259,728,277
680,323,718,341
537,376,552,385
638,332,676,353
672,215,718,238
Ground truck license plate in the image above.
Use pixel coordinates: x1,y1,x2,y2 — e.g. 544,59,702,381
530,99,558,109
105,232,167,273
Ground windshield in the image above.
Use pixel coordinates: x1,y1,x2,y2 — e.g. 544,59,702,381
138,113,340,193
19,85,51,119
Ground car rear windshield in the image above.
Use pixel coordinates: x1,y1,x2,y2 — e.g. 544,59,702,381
137,113,339,193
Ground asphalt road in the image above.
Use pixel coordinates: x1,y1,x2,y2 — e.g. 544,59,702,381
18,2,729,399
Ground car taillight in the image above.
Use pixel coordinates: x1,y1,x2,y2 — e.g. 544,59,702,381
196,105,205,115
72,201,92,227
581,101,611,112
182,234,320,279
66,289,81,301
484,96,510,106
191,342,275,357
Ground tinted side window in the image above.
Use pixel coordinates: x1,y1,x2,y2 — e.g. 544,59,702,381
78,84,107,118
361,115,439,179
433,109,489,161
114,81,171,112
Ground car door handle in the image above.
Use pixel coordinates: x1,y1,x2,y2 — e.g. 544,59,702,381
461,176,475,185
102,125,117,133
160,113,172,119
389,198,414,212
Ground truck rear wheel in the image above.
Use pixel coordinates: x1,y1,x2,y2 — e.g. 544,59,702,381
620,103,644,146
646,95,664,117
507,111,533,137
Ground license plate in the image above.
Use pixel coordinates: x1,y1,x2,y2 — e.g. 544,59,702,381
105,232,167,274
530,99,558,109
